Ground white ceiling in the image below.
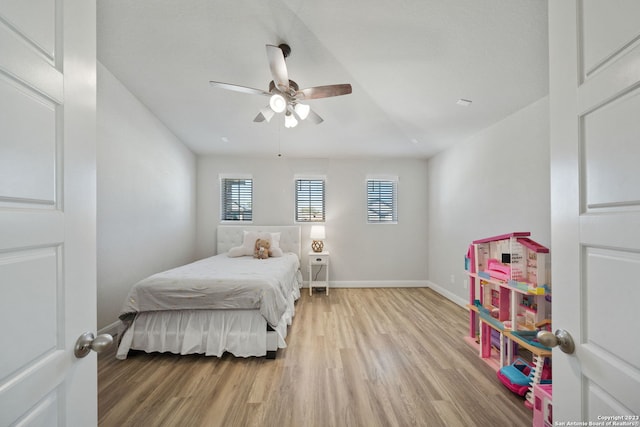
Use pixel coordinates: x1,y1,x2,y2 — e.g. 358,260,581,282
97,0,548,159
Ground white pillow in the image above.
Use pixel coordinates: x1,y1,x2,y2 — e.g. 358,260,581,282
227,245,246,257
226,231,283,257
265,232,283,257
227,230,258,257
242,230,260,254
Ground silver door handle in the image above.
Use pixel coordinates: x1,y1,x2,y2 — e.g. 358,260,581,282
74,332,114,358
537,329,575,354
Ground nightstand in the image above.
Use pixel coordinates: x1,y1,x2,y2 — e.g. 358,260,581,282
308,251,329,296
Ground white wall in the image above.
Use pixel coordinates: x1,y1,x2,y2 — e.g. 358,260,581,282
97,63,197,329
94,63,548,329
197,156,429,285
427,97,550,305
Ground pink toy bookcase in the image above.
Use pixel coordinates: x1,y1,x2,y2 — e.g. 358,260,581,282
533,383,552,427
464,232,552,376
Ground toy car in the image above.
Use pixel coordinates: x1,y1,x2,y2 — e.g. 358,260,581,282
497,358,551,396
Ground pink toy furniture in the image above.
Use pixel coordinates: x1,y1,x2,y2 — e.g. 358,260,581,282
485,258,511,281
464,232,553,396
532,383,552,427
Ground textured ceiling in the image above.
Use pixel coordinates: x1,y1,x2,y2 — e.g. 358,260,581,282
97,0,548,159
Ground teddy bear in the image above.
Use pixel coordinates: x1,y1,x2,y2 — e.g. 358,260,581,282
254,238,271,259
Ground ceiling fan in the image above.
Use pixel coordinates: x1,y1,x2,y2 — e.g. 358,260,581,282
209,44,352,128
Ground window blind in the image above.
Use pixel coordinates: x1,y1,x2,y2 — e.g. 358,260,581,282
220,178,252,221
295,179,325,222
367,179,397,223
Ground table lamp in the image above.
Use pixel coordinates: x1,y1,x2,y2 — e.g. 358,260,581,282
309,225,325,253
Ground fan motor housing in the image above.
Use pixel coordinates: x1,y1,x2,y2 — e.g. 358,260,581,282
278,43,291,58
269,79,299,94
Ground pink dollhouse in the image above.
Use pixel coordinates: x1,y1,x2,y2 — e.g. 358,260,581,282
464,232,553,415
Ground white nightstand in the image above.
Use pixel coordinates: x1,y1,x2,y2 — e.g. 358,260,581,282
308,251,329,296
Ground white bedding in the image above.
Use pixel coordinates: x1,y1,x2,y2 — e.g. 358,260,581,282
119,252,300,327
117,309,286,359
117,225,302,359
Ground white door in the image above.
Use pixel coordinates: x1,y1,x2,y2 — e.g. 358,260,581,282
0,0,98,425
549,0,640,422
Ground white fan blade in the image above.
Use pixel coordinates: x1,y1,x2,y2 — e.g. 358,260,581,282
209,81,270,96
254,105,275,123
266,45,289,93
307,108,324,124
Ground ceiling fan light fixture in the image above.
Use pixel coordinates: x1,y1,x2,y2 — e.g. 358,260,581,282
284,112,298,128
269,94,286,113
294,103,310,120
211,44,351,127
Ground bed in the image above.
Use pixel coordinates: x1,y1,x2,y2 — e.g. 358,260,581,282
116,225,302,359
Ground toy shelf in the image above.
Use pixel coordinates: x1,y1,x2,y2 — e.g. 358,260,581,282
466,302,513,369
505,330,552,358
464,232,552,362
465,233,551,335
464,232,553,411
467,272,549,296
467,272,549,331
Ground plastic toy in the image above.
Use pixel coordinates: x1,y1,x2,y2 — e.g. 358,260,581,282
465,232,553,394
533,383,553,427
497,357,551,396
485,258,511,281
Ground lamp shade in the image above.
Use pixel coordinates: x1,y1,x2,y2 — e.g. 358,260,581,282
294,103,310,120
284,112,298,128
269,94,286,113
309,225,325,240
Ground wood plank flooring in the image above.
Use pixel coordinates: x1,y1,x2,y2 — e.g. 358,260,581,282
98,288,532,426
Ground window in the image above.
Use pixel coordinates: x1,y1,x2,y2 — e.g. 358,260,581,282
295,178,325,222
367,178,397,223
220,175,252,222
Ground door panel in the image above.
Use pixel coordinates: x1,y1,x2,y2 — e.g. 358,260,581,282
585,247,640,368
550,1,640,421
582,89,640,208
0,247,59,380
0,0,56,58
0,0,96,425
0,76,57,204
581,0,640,76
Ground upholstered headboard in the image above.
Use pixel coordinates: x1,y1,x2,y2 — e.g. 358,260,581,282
217,225,302,258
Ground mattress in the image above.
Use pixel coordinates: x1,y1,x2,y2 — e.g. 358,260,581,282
119,252,301,327
116,252,302,359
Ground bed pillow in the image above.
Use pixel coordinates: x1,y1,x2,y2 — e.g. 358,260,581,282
227,245,246,257
226,230,284,258
226,230,258,257
263,232,283,257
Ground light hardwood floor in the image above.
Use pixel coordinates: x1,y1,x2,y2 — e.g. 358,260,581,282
98,288,532,426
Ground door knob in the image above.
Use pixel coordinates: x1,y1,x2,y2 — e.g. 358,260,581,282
537,329,575,354
74,332,114,358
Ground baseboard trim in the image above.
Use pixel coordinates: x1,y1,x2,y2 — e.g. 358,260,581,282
425,280,467,308
302,280,467,309
305,280,429,289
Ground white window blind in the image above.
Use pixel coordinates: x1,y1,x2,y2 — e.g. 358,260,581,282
295,178,325,222
220,176,252,222
367,178,397,223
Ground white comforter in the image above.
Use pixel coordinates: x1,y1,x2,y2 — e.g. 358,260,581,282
119,253,300,327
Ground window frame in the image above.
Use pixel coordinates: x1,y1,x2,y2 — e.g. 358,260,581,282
294,176,326,223
366,176,398,224
219,174,253,223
